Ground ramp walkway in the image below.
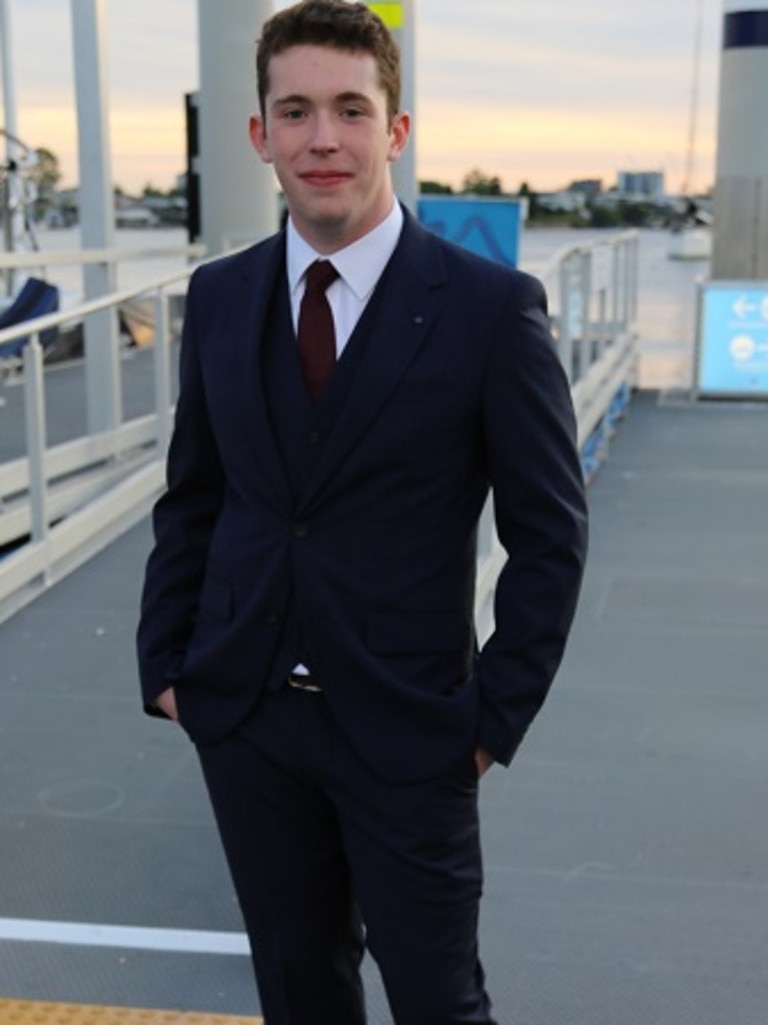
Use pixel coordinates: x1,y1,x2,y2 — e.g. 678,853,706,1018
0,389,766,1024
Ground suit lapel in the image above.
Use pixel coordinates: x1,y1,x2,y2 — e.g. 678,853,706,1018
300,214,449,511
230,235,294,512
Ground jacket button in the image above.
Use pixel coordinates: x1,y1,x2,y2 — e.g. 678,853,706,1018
294,522,309,538
308,430,321,445
266,613,281,627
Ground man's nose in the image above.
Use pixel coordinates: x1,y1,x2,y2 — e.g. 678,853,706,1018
309,112,340,151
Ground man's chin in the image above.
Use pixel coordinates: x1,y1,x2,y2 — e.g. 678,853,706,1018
298,202,349,226
291,205,354,243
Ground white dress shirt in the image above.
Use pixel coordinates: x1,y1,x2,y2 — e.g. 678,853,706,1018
286,200,404,356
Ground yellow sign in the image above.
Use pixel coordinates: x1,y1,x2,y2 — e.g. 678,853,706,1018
368,3,404,30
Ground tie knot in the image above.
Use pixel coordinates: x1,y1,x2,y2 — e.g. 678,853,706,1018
304,259,339,296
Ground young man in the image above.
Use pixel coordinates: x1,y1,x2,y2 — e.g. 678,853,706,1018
137,2,588,1022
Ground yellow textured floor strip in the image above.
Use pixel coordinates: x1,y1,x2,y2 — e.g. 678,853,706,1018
0,1000,262,1024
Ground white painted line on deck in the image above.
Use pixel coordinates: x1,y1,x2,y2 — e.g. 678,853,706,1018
0,918,249,955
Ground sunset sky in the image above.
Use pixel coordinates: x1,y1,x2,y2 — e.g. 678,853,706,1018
5,0,724,197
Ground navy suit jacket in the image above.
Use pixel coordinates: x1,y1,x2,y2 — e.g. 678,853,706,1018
137,209,588,782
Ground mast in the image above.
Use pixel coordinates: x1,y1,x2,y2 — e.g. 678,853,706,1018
681,0,705,196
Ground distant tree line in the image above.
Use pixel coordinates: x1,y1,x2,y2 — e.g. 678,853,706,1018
31,149,684,231
26,148,188,227
420,169,503,197
418,169,688,229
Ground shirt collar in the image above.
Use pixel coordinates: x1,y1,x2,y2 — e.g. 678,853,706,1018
287,201,404,301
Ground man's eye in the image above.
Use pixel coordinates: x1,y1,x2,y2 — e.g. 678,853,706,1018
281,108,305,121
341,107,365,119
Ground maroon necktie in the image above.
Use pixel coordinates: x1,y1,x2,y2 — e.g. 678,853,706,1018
298,260,339,399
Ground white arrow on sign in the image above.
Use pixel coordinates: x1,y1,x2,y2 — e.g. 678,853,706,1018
732,295,757,318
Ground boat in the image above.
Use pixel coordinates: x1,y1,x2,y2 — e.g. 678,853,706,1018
668,199,713,261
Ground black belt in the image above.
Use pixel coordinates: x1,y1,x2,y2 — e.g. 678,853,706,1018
287,673,323,692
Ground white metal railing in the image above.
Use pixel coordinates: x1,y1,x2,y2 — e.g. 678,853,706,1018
0,259,199,620
0,232,638,628
532,230,640,446
474,230,639,640
0,243,205,274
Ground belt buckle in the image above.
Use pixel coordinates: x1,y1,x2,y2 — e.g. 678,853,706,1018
287,674,322,692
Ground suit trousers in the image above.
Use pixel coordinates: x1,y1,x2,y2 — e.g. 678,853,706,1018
195,685,497,1025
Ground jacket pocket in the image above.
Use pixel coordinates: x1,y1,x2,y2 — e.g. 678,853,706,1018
366,611,471,654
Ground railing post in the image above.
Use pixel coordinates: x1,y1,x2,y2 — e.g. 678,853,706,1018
612,242,621,337
595,286,607,363
589,243,611,366
625,237,635,330
618,238,630,335
153,290,173,454
23,335,50,554
579,248,593,381
631,234,640,325
558,254,577,384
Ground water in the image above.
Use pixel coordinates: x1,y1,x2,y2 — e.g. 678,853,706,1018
28,225,195,298
32,224,707,392
520,226,708,390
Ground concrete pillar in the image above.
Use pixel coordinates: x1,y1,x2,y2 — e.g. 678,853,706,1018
1,0,25,294
197,0,278,255
367,1,418,213
71,0,122,433
712,1,768,279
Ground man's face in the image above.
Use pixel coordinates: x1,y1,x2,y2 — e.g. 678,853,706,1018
250,44,409,253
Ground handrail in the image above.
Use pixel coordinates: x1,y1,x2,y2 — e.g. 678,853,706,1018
0,231,639,626
0,264,201,344
0,243,206,271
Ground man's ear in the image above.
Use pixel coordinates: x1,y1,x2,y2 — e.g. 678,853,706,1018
249,114,272,163
387,111,411,163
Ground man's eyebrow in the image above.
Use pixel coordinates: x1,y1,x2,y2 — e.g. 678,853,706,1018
271,91,373,108
271,93,310,108
335,91,372,105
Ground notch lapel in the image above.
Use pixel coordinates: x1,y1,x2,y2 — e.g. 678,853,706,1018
230,235,294,514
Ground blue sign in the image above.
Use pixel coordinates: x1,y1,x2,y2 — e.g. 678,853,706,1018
696,283,768,396
418,197,522,268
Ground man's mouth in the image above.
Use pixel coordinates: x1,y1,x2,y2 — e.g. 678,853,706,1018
300,171,352,186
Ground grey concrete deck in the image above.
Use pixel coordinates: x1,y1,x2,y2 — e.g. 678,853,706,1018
1,389,767,1023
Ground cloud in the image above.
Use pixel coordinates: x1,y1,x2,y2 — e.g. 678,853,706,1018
4,0,722,193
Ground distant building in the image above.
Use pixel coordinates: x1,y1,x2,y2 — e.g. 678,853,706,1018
46,187,186,228
616,170,665,200
535,190,587,214
142,194,188,226
568,179,603,197
114,197,160,228
46,187,79,228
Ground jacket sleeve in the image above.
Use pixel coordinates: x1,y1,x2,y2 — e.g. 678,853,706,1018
136,268,226,713
475,272,588,765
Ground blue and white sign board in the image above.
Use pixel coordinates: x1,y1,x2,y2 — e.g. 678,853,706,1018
418,197,522,268
696,281,768,397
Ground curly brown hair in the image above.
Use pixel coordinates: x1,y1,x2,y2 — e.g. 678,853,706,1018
256,0,401,122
